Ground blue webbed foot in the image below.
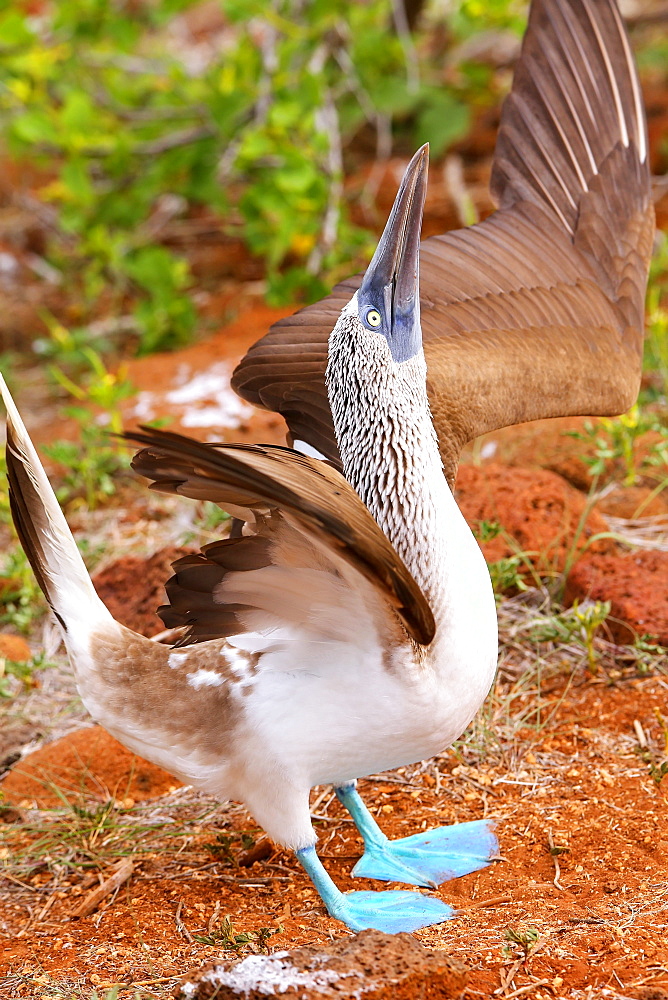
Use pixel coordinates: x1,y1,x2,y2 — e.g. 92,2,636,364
334,784,498,888
328,888,455,933
352,819,499,888
295,844,454,933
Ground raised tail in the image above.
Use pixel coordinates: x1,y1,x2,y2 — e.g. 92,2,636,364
0,374,113,636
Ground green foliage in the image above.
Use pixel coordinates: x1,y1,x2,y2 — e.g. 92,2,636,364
43,348,133,508
570,599,610,674
476,519,502,543
645,232,668,400
530,600,610,673
473,520,539,597
566,405,668,487
193,913,279,951
0,650,51,699
200,500,231,534
488,554,531,596
0,0,482,332
0,546,45,632
203,830,256,865
452,0,528,38
503,924,540,960
634,634,668,676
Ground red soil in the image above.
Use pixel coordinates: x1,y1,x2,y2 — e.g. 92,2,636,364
2,674,667,998
0,726,180,810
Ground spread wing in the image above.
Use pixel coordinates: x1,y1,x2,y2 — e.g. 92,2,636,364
231,0,654,485
127,428,435,646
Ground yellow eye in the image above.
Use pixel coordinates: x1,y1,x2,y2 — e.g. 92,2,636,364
366,308,381,328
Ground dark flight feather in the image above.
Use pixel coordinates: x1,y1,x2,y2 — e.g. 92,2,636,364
231,0,653,487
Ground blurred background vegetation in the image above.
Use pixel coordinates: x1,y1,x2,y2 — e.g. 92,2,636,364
0,0,666,358
0,0,533,357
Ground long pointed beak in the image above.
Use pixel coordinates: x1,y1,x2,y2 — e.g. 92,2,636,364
360,143,429,363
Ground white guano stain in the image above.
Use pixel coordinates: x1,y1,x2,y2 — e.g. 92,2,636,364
166,363,253,429
178,953,349,998
129,362,253,430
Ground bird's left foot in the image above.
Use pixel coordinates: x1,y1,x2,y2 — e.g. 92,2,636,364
327,887,455,933
352,818,499,887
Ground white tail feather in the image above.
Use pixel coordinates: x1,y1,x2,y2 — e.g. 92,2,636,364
0,373,113,633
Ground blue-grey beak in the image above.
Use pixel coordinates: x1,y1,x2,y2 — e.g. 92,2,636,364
359,143,428,363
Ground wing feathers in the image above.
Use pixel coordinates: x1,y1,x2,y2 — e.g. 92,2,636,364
231,0,652,483
127,429,435,646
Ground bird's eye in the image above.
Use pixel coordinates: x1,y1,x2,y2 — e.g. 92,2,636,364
365,308,382,328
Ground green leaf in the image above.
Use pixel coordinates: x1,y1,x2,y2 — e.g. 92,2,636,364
415,92,470,156
0,10,34,47
60,159,95,206
11,111,58,145
60,90,96,132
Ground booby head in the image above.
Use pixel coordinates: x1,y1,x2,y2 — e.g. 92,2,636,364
325,144,443,582
356,143,428,364
336,143,428,369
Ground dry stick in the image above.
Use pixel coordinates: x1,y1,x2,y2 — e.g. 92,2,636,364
1,871,39,892
175,899,193,943
207,900,221,935
633,719,648,748
16,893,59,938
495,959,524,996
460,894,513,910
112,977,182,992
547,830,565,890
70,858,134,918
502,982,552,1000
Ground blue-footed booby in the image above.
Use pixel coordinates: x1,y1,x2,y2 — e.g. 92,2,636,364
0,0,653,935
1,146,498,932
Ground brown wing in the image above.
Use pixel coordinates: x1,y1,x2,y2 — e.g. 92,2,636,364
231,0,654,486
127,429,435,645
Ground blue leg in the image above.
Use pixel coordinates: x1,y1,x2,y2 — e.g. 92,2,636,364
295,845,454,933
335,782,498,888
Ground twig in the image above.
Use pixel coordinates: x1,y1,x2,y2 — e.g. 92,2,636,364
633,719,648,748
218,19,277,183
207,900,221,934
460,894,512,910
1,872,40,892
547,830,564,890
495,959,524,995
307,90,343,276
391,0,420,95
175,899,193,942
134,125,216,157
120,976,182,989
70,858,134,918
311,813,354,822
502,982,552,1000
16,893,59,938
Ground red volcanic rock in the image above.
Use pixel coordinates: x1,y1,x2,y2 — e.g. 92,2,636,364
0,633,32,662
455,463,614,581
565,549,668,644
175,929,469,1000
